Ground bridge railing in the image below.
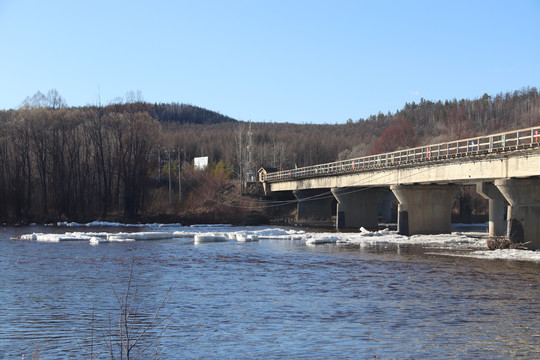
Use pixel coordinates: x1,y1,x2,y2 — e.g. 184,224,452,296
261,126,540,182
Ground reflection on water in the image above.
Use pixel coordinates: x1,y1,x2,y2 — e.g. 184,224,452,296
0,226,539,359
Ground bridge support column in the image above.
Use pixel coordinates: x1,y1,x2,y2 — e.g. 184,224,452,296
476,182,507,237
331,187,384,229
495,178,540,250
390,184,459,236
293,189,334,223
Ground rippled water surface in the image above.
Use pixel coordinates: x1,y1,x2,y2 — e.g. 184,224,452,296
1,225,539,359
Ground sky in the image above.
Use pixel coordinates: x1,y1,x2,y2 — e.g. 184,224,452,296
1,0,539,124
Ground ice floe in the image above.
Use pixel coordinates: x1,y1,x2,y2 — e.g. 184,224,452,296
194,233,228,244
444,248,540,263
20,232,98,242
89,237,101,246
234,233,259,242
108,232,175,241
53,221,184,228
252,228,305,240
14,223,540,263
190,224,233,228
305,228,485,248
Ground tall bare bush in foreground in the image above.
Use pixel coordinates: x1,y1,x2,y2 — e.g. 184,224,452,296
105,260,171,360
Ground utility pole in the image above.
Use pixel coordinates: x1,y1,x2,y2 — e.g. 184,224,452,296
244,121,254,193
178,148,182,202
157,146,161,181
248,121,253,174
168,149,172,204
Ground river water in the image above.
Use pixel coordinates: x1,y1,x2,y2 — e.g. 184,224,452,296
1,224,539,359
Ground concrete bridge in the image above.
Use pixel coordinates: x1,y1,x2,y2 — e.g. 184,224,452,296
260,126,540,250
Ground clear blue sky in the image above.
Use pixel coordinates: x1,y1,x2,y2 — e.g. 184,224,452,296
1,0,539,124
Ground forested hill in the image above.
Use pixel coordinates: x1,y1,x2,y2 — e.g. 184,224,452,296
102,102,238,124
364,86,540,155
1,86,538,223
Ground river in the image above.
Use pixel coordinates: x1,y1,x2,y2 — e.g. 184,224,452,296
1,223,539,359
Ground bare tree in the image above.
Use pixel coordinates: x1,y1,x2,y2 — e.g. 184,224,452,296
20,89,66,109
125,90,144,104
106,259,170,360
45,89,67,109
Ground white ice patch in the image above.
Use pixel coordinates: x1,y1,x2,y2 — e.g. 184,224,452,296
19,232,94,242
20,233,38,240
234,233,259,242
17,223,540,262
57,221,133,227
54,220,183,228
305,228,402,246
173,226,304,241
108,232,174,241
19,230,176,243
172,231,198,238
194,233,228,244
190,224,233,228
253,228,306,240
106,235,136,242
153,223,183,228
450,249,540,263
305,228,486,249
305,234,340,245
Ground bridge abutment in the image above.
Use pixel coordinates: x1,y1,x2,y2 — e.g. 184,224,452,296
331,187,385,229
476,182,507,237
495,178,540,250
391,184,459,236
293,189,334,223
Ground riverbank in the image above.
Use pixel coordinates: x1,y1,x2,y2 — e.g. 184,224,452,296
1,209,271,228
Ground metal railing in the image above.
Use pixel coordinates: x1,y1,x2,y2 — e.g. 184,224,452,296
261,126,540,182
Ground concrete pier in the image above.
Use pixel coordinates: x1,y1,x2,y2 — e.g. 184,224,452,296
391,184,459,236
495,178,540,250
476,182,507,237
331,187,384,229
293,189,334,223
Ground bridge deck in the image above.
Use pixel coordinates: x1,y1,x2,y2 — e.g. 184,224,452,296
261,126,540,186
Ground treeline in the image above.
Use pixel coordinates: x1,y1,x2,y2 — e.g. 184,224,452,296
1,87,539,223
0,106,159,222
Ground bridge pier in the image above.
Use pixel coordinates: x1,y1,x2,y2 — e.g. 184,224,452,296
293,189,334,223
495,178,540,250
391,184,459,236
476,182,507,237
331,187,385,229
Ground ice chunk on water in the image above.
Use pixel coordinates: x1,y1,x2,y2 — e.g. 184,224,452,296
464,249,540,262
172,231,198,238
234,233,259,242
107,235,135,242
20,233,38,240
20,232,92,242
235,233,247,242
16,223,540,262
253,228,306,240
107,232,174,241
305,234,339,245
194,233,228,244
